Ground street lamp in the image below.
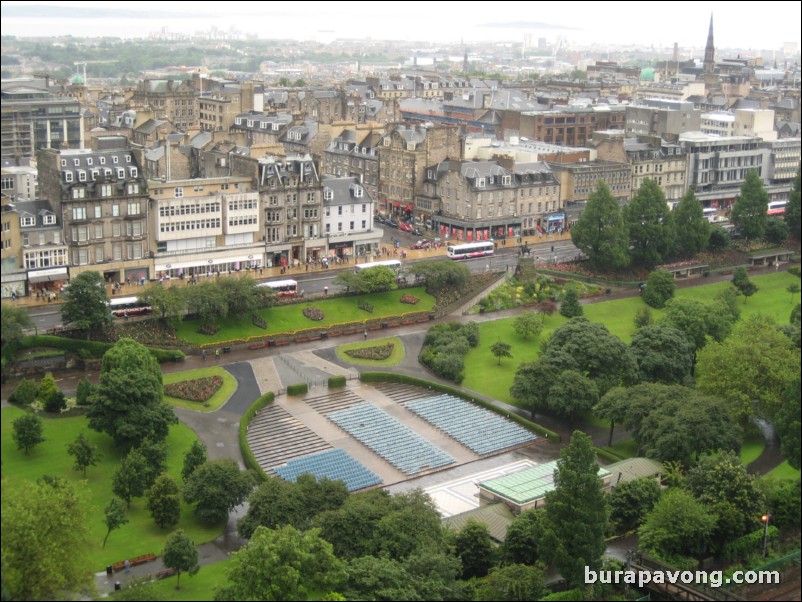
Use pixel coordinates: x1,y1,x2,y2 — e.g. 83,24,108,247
761,513,771,558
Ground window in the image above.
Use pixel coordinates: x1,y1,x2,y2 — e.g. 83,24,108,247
361,220,366,229
112,156,119,164
175,188,184,198
94,205,102,218
113,222,121,237
349,221,354,230
112,204,120,217
127,183,139,195
100,184,112,197
127,202,141,216
116,168,126,179
72,207,87,220
21,216,35,227
78,171,87,182
64,172,74,183
43,214,56,225
94,224,103,239
361,204,367,213
99,156,106,165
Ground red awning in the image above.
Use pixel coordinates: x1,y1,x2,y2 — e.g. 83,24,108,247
391,201,402,207
405,204,415,211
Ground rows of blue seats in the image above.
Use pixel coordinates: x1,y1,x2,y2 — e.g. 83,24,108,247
327,402,454,475
406,394,536,455
273,448,383,492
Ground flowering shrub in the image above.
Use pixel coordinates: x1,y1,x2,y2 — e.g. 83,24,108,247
400,294,420,305
164,376,223,402
303,307,325,321
196,324,221,335
345,343,395,360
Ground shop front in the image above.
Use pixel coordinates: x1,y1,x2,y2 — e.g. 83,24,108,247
2,271,28,299
155,252,262,281
26,267,69,299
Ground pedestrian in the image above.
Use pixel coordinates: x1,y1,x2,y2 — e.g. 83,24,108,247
215,348,220,361
124,560,130,573
201,349,206,361
364,330,368,340
324,286,328,295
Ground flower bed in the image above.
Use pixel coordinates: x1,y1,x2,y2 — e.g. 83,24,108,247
400,294,420,305
196,324,221,335
345,343,395,361
164,375,224,402
302,307,325,321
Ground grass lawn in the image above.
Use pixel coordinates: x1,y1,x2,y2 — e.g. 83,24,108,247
163,366,238,412
602,437,639,460
176,288,435,345
740,431,766,466
116,558,231,601
336,336,405,367
763,460,801,481
1,407,223,571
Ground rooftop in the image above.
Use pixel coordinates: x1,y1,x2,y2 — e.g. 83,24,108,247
479,461,611,505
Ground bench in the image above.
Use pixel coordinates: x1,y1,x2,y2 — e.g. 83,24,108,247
156,568,178,579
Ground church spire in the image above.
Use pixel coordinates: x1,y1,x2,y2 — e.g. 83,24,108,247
703,13,715,75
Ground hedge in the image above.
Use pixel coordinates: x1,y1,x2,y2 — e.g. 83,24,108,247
13,335,184,363
286,383,309,396
722,526,779,562
595,447,625,463
239,391,275,481
359,372,560,442
328,375,347,388
541,589,584,601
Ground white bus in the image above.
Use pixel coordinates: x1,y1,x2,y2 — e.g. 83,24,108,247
768,201,786,216
447,241,494,260
109,296,152,318
257,279,298,297
354,260,402,272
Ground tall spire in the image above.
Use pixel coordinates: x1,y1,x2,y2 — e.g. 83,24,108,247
703,13,715,75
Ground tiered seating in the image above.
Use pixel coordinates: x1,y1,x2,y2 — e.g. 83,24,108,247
246,405,331,474
274,449,383,492
405,395,536,455
327,402,454,475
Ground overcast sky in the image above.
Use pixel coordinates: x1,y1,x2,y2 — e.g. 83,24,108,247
2,1,800,52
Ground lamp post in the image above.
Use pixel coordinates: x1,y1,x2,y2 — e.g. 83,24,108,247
761,513,771,558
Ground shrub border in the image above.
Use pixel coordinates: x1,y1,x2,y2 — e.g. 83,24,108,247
239,391,275,482
359,372,561,442
11,334,184,364
286,383,309,396
328,375,347,388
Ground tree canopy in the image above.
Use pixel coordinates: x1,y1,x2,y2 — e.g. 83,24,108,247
776,378,801,470
639,489,716,562
147,474,182,530
672,189,710,257
139,284,186,323
571,181,630,271
12,412,45,455
409,260,469,292
184,459,254,525
513,311,544,341
785,169,801,241
630,323,694,384
67,431,100,477
624,178,675,268
1,302,33,346
335,265,397,294
731,169,768,241
642,269,676,309
162,530,200,589
60,270,111,338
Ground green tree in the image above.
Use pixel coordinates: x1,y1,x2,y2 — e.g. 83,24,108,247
639,489,716,561
785,169,801,241
764,217,789,244
642,269,676,309
608,477,662,533
513,311,544,340
501,509,544,565
185,281,229,327
570,181,630,271
731,169,769,241
343,555,418,601
2,477,93,600
776,378,801,469
715,286,742,325
1,302,33,346
672,189,710,257
476,563,547,601
184,459,254,525
103,497,129,547
314,489,394,560
67,431,100,477
788,283,801,303
139,436,168,488
660,298,734,354
335,265,397,293
112,448,150,507
373,490,445,561
634,306,653,328
454,518,495,579
12,412,45,455
38,372,66,413
87,338,176,448
490,340,513,365
219,277,264,316
215,525,345,601
181,440,207,482
511,354,572,416
60,270,111,339
147,474,182,530
708,224,731,251
731,267,758,304
696,315,800,421
541,431,608,586
75,377,95,406
409,260,469,292
162,530,200,589
139,284,186,323
559,287,583,317
545,369,599,428
9,378,38,405
630,323,694,384
624,178,675,267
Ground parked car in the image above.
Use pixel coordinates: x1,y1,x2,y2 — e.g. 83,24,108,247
387,218,399,228
411,227,423,236
374,215,386,224
411,239,431,250
398,221,412,232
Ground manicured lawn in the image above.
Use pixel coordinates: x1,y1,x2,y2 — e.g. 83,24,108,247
1,407,223,571
336,336,405,367
163,366,238,412
763,461,801,481
115,558,231,601
602,438,638,460
740,431,766,466
176,288,435,345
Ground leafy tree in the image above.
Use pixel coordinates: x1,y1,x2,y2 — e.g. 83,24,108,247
686,451,765,544
2,477,93,600
147,474,182,530
1,302,33,346
764,478,801,531
608,477,662,533
788,283,801,303
714,286,741,325
162,530,200,589
335,265,397,294
660,298,733,354
570,181,630,272
75,377,95,406
639,489,716,561
764,217,789,244
9,378,37,405
454,518,495,579
775,378,801,470
696,315,800,421
475,563,547,601
634,306,653,328
490,340,513,365
624,178,675,267
373,490,445,561
185,281,229,327
87,338,176,448
103,497,129,547
511,353,575,416
707,224,731,251
12,412,45,454
139,284,186,323
541,431,608,586
67,431,100,477
215,525,345,601
559,287,583,317
672,188,710,257
38,372,66,413
61,270,111,339
731,169,769,241
343,555,418,601
139,436,168,488
181,440,207,482
513,311,544,340
219,277,264,316
501,509,544,565
112,448,150,507
630,323,694,384
545,369,599,427
184,459,254,525
642,269,675,309
314,489,394,560
785,169,801,241
409,260,469,292
731,267,758,304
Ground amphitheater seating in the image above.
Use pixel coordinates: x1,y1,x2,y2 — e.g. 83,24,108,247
273,449,382,492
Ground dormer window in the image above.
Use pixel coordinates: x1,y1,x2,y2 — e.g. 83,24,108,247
73,159,80,167
489,176,494,184
272,122,279,131
324,187,333,201
87,158,93,166
247,120,254,127
117,168,125,179
235,117,243,125
104,168,113,177
61,159,67,167
407,142,416,151
91,169,99,180
260,121,267,129
130,167,138,178
21,215,35,227
352,185,363,198
112,156,119,164
502,175,511,186
99,156,106,165
476,178,486,188
64,172,74,183
78,171,87,182
125,155,131,163
43,214,56,225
